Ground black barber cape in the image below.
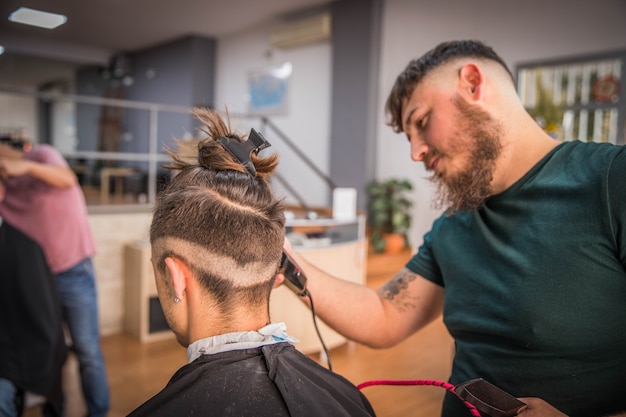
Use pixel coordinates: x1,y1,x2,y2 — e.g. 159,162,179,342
127,342,376,417
0,221,67,416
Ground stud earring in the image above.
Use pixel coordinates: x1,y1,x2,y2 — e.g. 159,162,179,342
174,297,180,303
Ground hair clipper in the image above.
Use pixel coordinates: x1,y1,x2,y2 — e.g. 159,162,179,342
279,252,308,296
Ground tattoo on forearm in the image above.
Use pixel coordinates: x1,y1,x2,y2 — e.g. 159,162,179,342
379,268,418,312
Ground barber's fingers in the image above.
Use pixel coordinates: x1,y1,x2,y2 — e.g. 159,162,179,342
273,273,285,288
516,398,567,417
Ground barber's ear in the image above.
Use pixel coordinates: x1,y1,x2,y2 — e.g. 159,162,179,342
164,257,188,301
458,63,484,101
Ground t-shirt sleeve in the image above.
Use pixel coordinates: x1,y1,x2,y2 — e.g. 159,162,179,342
28,145,68,167
607,146,626,267
405,224,444,287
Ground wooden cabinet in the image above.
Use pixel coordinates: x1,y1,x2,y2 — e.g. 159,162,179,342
365,248,413,285
270,239,367,355
123,241,174,342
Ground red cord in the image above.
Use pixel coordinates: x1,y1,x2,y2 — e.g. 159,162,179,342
357,379,482,417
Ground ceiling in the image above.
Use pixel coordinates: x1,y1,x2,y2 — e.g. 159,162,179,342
0,0,334,87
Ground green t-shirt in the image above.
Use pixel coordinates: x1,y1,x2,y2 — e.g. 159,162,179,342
407,141,626,417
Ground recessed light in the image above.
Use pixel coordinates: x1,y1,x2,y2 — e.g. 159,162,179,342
8,7,67,30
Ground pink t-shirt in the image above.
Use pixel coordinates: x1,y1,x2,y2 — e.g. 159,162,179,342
0,144,96,273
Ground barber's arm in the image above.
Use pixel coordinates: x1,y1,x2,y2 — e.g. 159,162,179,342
0,157,77,189
281,237,444,349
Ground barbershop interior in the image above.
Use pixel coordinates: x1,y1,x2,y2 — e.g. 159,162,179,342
1,0,625,416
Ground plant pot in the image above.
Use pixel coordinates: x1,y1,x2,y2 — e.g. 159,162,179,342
384,233,405,254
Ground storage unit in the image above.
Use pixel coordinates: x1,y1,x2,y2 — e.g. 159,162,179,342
123,240,173,342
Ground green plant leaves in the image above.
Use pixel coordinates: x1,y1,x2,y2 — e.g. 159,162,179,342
366,177,414,252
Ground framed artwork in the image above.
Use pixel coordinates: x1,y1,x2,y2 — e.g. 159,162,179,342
246,62,292,116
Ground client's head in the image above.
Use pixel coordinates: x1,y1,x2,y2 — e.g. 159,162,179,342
150,108,285,346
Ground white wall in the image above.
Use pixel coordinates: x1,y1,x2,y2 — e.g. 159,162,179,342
377,0,626,250
0,93,38,140
215,27,333,209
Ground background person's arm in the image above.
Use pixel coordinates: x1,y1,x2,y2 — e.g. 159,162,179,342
0,158,77,189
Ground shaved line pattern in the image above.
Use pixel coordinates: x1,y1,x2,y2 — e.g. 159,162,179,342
379,268,419,313
199,187,270,219
153,237,278,287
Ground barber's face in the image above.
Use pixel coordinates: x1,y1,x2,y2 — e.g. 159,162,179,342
0,181,4,202
428,95,503,213
402,82,502,213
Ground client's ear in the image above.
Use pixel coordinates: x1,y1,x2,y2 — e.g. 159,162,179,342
164,257,189,302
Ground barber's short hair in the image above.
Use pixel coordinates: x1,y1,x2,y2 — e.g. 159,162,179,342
150,108,285,310
385,40,513,133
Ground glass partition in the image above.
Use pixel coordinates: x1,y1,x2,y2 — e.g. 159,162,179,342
0,88,195,210
0,88,334,214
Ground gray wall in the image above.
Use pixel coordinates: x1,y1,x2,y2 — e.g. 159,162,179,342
125,36,216,155
329,0,382,210
74,36,216,178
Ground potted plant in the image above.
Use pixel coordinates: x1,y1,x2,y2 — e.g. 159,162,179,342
366,178,413,253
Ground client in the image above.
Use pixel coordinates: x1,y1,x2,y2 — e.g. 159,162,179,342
0,181,66,417
127,108,376,417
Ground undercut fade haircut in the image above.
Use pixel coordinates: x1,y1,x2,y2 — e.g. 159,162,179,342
150,108,285,313
385,39,514,133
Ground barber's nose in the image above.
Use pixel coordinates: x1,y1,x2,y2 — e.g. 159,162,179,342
409,136,428,162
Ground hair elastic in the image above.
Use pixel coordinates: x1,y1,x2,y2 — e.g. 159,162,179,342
216,128,271,176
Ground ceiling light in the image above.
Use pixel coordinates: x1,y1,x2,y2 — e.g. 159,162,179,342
8,7,67,29
0,46,4,55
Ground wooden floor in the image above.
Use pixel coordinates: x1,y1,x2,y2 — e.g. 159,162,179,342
25,250,454,417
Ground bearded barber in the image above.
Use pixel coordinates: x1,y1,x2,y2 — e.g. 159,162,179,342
281,40,626,417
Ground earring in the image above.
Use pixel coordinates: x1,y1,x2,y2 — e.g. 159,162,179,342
174,297,180,303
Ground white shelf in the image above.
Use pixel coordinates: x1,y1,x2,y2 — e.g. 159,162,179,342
287,213,366,248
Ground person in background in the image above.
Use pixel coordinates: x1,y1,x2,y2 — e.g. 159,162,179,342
127,108,375,417
0,137,110,417
280,40,626,417
0,181,67,417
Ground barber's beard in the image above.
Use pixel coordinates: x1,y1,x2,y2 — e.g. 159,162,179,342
430,97,503,215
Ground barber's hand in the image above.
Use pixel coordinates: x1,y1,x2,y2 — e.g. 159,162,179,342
517,397,568,417
273,271,285,288
272,237,293,289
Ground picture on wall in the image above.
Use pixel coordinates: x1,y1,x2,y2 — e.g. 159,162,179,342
246,62,292,116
